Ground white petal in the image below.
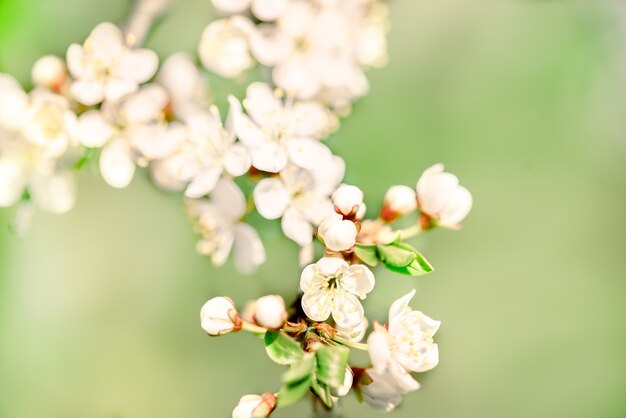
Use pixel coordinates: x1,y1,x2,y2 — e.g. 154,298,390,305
211,178,247,221
0,158,25,207
273,55,320,100
331,291,364,328
104,78,138,102
301,291,332,322
223,143,251,177
286,138,332,170
122,84,168,123
248,24,291,66
228,95,268,148
316,257,348,276
29,170,76,214
250,141,288,173
363,368,405,412
253,177,290,219
184,166,223,198
233,223,266,274
244,82,282,128
99,140,136,188
74,110,113,147
251,0,287,21
367,330,392,373
211,0,250,14
311,155,345,196
388,289,416,322
343,264,375,296
66,44,85,79
439,186,472,227
281,207,313,246
70,79,104,106
388,360,421,392
114,49,158,83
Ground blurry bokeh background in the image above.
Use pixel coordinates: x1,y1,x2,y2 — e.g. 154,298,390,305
1,0,626,417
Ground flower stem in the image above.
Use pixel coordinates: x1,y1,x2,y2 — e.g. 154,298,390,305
331,337,368,351
241,321,267,335
398,223,422,240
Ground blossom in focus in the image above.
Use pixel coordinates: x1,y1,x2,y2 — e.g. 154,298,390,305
253,162,343,249
416,163,472,228
232,393,276,418
248,0,389,108
332,183,364,217
199,16,255,79
229,82,335,173
188,178,266,274
364,289,440,411
318,213,358,252
381,185,416,222
66,22,158,106
200,296,241,336
254,295,287,329
299,257,374,328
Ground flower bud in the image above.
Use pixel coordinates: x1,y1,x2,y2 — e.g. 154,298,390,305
232,393,276,418
200,296,241,336
416,164,472,228
31,55,66,92
332,184,364,216
381,185,416,222
318,214,358,252
254,295,287,329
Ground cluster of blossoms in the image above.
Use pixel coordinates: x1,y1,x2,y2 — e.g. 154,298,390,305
0,0,473,416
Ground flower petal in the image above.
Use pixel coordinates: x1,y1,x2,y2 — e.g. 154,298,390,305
367,330,391,373
211,178,247,221
250,141,288,173
99,140,136,188
286,137,332,170
301,291,333,322
223,143,251,177
233,223,266,274
342,264,375,296
73,110,114,148
185,165,223,198
281,206,313,246
29,169,76,214
0,158,25,207
70,79,104,106
114,49,158,83
331,291,364,328
388,289,416,322
253,177,290,219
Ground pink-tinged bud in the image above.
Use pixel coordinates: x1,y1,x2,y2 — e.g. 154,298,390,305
318,214,358,252
254,295,287,329
232,393,276,418
31,55,67,92
332,184,364,216
200,296,241,336
381,185,416,222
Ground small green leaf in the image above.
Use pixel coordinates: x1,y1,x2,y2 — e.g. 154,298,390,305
265,331,305,365
354,244,378,266
311,379,333,408
377,244,415,268
277,374,313,408
316,345,350,389
282,354,315,385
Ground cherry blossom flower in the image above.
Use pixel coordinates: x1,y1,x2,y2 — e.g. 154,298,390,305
381,185,417,221
228,82,335,173
188,178,266,274
416,164,472,228
254,295,287,329
199,16,256,79
299,257,374,328
318,213,358,252
66,22,158,105
200,296,241,336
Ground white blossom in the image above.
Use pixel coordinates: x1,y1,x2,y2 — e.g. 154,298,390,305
212,0,288,21
299,257,374,328
232,393,276,418
248,0,389,108
416,163,472,228
31,55,67,92
318,213,357,252
254,295,287,329
382,185,417,221
200,296,240,336
188,178,266,274
66,22,158,105
229,82,336,173
199,16,255,79
364,289,440,411
253,162,343,248
332,184,364,216
0,74,29,132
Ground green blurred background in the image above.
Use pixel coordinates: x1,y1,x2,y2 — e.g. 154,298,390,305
1,0,626,417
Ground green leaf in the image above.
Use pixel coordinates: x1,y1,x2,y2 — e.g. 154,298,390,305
315,345,350,389
265,331,305,365
311,379,333,408
378,240,434,276
277,374,313,408
354,244,378,266
282,354,315,385
377,244,415,267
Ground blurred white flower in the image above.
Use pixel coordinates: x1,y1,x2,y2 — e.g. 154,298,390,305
188,178,266,274
66,22,158,105
212,0,287,21
318,213,357,252
336,316,368,343
381,185,417,221
364,289,440,411
199,16,255,79
158,52,210,119
31,55,67,92
253,162,343,248
232,393,276,418
248,0,389,108
0,74,29,132
299,257,374,328
254,295,287,329
332,184,364,217
416,163,472,228
200,296,241,336
229,82,336,173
